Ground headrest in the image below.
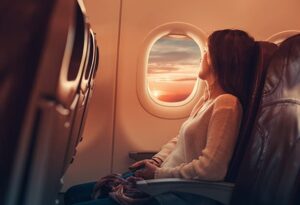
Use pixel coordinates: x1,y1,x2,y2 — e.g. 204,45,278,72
263,34,300,100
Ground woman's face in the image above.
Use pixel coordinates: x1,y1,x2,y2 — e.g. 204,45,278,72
198,48,212,80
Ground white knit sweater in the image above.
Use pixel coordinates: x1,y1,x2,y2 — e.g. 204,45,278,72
153,94,242,180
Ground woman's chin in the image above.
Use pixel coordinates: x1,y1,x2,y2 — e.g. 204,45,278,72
198,74,206,80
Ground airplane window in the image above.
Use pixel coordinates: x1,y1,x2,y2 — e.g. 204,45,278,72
147,34,201,103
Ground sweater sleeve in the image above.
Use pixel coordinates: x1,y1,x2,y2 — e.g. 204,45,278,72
152,135,179,162
154,100,242,180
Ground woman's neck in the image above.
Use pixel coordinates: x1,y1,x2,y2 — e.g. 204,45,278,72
204,79,225,101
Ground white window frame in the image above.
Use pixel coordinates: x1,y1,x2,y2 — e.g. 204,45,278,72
266,30,300,45
136,22,207,119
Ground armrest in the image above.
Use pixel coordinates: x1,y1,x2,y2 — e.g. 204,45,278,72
136,178,234,205
128,151,158,161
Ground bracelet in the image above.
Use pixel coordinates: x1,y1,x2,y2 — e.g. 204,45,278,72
151,157,162,165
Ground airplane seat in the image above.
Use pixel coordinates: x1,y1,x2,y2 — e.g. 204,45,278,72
0,1,94,205
80,34,100,137
136,34,300,205
225,41,278,182
75,32,99,145
230,33,300,205
63,28,99,171
33,3,90,203
0,1,67,203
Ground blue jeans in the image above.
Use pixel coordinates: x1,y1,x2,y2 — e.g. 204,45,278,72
64,182,100,205
64,181,219,205
64,181,158,205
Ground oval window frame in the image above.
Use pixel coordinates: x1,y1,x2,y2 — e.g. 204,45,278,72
137,22,207,119
266,30,300,44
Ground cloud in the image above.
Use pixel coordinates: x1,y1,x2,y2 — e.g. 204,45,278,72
147,71,198,82
171,77,198,82
149,51,198,64
148,66,180,74
147,35,202,76
148,64,199,75
150,36,200,54
148,75,197,82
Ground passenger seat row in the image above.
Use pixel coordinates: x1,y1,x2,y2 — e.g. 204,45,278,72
0,1,99,205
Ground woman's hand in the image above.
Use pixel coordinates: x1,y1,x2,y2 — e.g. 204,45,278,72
133,160,158,179
129,158,162,170
129,158,162,179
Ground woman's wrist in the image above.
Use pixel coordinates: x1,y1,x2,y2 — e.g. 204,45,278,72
151,157,163,166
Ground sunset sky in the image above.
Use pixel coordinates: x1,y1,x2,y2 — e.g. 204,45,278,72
147,35,201,102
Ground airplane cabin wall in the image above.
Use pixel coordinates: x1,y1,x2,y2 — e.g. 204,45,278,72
63,0,300,191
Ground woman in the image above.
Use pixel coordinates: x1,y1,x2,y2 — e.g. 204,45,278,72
65,29,258,205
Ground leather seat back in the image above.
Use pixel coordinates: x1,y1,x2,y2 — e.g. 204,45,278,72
63,29,99,172
231,34,300,205
0,1,75,204
0,1,93,205
226,41,278,182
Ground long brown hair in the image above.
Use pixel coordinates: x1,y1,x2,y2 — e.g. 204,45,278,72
208,29,259,108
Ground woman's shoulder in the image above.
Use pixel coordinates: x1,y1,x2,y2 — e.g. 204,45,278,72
213,94,242,110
